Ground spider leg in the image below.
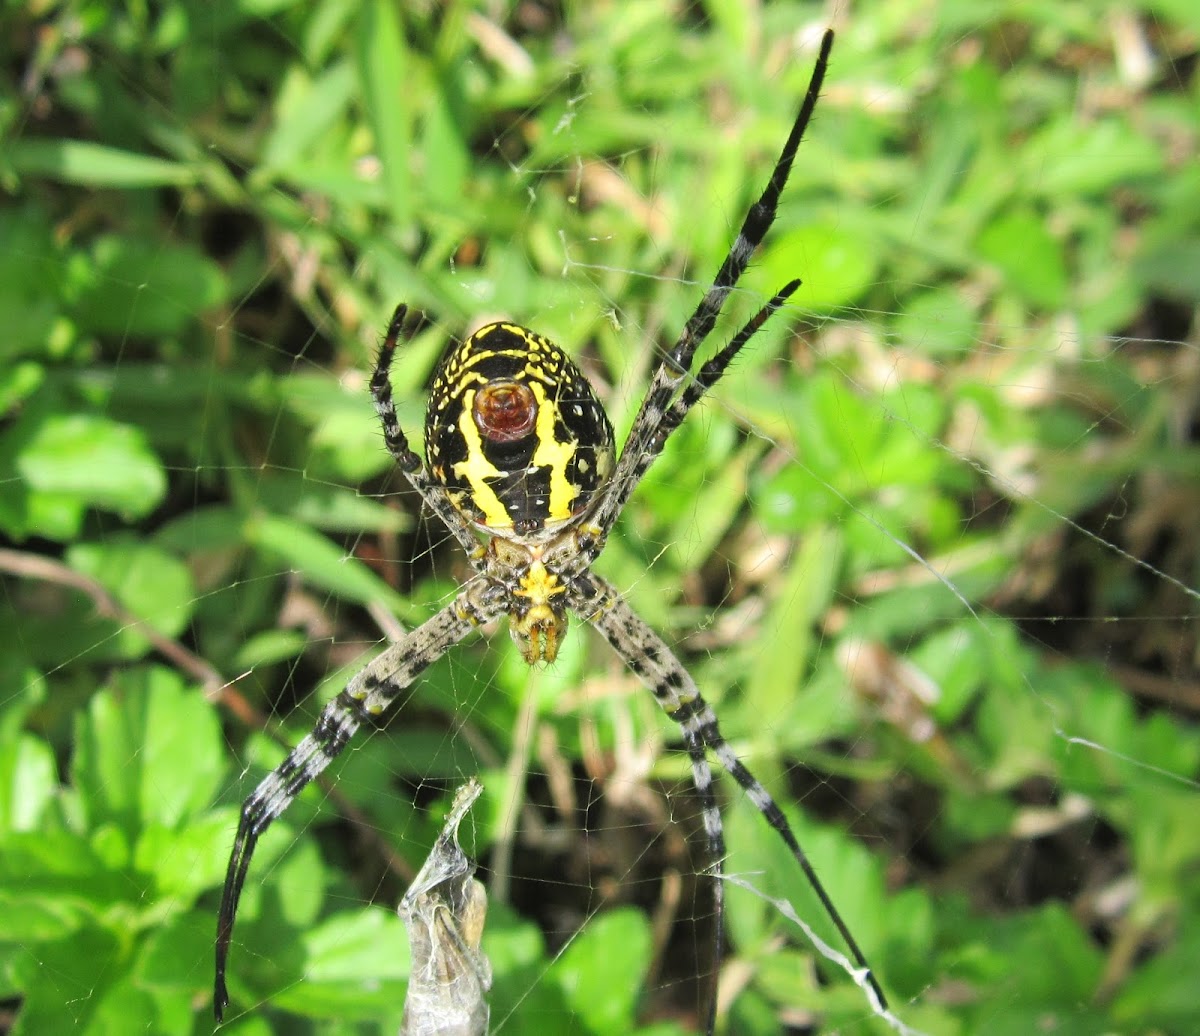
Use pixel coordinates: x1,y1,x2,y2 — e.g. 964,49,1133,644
587,30,833,536
588,281,800,537
668,28,831,376
659,280,800,433
571,574,886,1031
372,305,486,561
214,588,496,1020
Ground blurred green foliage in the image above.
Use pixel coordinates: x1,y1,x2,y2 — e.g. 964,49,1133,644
2,1,1199,1034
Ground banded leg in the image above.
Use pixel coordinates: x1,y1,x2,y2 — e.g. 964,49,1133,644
586,280,800,537
658,280,799,436
572,574,887,1030
573,577,726,1034
372,305,485,560
214,588,495,1020
590,30,834,533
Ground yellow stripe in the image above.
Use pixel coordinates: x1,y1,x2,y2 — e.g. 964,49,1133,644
529,382,578,522
450,389,512,527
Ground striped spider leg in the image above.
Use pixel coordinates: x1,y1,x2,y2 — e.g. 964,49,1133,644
586,29,834,535
567,27,888,1028
213,586,504,1019
568,575,888,1029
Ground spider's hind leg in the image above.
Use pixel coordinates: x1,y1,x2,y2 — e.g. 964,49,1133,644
573,575,887,1030
214,592,490,1020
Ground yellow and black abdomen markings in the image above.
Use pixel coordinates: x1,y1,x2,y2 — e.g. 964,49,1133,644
425,322,615,533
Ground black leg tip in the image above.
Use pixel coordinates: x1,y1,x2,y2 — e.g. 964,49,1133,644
387,303,409,339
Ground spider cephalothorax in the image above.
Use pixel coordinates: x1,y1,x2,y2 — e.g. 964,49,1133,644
215,29,887,1033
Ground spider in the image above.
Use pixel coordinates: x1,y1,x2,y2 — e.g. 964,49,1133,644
215,27,886,1029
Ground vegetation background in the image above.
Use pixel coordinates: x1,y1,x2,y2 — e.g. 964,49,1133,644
1,1,1198,1034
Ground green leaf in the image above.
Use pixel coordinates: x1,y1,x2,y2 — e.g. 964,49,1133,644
0,827,113,886
271,908,408,1019
232,628,309,670
967,904,1103,1008
1021,118,1163,196
1113,925,1200,1031
134,810,235,899
0,890,95,943
754,220,879,311
259,61,358,177
0,728,57,835
894,288,979,356
0,205,68,362
153,504,248,554
549,909,652,1034
977,209,1067,310
252,469,409,533
747,524,843,726
68,538,195,647
136,910,218,992
3,926,128,1033
9,139,197,187
72,234,228,337
83,974,168,1035
280,371,400,483
1135,238,1200,303
248,514,409,612
422,84,471,211
358,0,412,226
71,667,224,835
911,622,990,723
0,361,46,411
16,414,166,522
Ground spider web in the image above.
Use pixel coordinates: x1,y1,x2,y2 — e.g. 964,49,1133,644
2,4,1198,1035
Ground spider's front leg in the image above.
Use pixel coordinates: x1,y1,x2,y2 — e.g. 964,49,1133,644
587,30,835,536
214,584,500,1021
372,305,488,563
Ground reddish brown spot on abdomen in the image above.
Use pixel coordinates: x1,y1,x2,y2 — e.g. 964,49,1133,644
474,381,537,442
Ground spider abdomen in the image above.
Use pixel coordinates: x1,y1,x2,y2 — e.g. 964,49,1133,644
425,322,615,535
